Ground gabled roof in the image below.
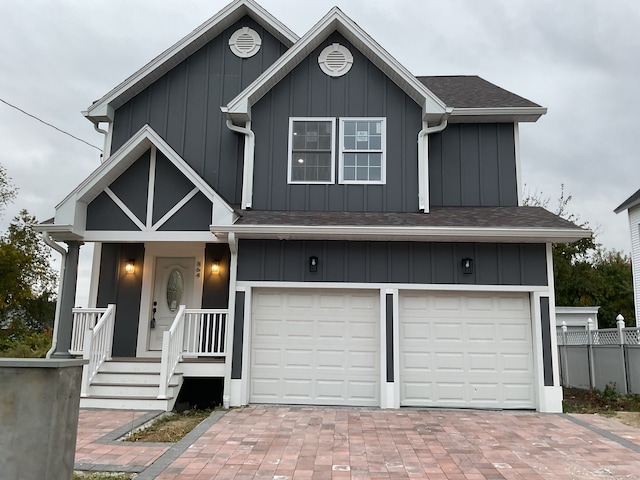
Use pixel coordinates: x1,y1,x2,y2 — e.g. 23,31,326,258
418,76,547,123
46,125,236,240
614,188,640,214
212,206,590,243
83,0,299,122
223,7,447,124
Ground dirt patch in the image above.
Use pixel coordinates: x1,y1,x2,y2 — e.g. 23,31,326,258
612,412,640,429
124,410,212,443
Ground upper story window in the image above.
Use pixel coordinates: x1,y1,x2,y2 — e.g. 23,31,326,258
288,117,386,185
288,118,335,184
339,118,386,184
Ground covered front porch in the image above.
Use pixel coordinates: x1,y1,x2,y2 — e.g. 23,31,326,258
71,303,229,410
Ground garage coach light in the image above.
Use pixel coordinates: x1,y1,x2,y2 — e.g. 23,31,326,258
309,256,319,273
461,258,473,275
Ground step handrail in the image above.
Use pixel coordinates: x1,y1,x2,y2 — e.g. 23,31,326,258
81,304,116,396
71,308,107,355
158,305,186,399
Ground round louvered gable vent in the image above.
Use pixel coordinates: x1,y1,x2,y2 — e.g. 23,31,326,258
318,43,353,77
229,27,262,58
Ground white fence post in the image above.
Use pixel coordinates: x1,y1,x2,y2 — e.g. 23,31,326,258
587,318,596,389
617,314,628,394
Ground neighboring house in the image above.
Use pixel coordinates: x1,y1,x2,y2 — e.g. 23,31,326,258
615,188,640,325
38,0,587,412
555,306,600,332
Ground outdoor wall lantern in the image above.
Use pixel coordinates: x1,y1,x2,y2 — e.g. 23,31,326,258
125,259,135,274
211,260,221,275
309,256,319,273
461,258,473,275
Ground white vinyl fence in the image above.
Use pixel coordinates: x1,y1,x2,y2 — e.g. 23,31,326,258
557,317,640,394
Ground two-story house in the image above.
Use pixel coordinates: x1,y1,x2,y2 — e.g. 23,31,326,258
39,0,587,412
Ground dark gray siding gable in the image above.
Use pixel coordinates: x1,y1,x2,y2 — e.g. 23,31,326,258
429,123,519,207
237,240,548,286
110,16,289,205
250,32,422,213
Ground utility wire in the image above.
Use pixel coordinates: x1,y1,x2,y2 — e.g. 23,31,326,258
0,97,103,152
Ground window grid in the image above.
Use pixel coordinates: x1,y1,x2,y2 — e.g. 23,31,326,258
339,118,386,184
288,118,335,184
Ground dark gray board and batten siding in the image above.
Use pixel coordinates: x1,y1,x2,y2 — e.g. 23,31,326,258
109,16,289,206
237,240,548,286
250,32,423,213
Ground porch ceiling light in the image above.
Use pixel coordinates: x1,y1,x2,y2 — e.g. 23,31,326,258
125,259,135,274
212,260,221,275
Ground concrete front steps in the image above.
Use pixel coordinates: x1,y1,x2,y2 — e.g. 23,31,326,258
80,358,183,411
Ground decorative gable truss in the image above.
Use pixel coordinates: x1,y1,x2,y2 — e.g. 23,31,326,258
49,125,236,242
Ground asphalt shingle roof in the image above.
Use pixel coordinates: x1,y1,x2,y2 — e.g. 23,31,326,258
235,206,582,231
417,76,542,109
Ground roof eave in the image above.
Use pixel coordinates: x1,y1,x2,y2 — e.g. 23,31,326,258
449,107,548,124
225,8,447,123
84,0,299,123
212,225,590,243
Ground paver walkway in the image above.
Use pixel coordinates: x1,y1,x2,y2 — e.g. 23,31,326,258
76,407,640,479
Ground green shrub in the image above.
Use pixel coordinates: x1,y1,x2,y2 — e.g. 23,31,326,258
0,330,52,358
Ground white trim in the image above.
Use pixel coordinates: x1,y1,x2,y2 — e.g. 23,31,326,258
515,123,523,206
136,243,206,358
87,243,102,308
214,225,590,244
287,117,336,184
240,287,252,406
236,280,550,294
392,289,400,409
448,106,547,124
151,188,200,231
379,290,387,408
84,0,298,121
82,231,218,242
223,233,239,409
104,188,147,231
225,7,446,123
146,146,157,228
52,124,237,237
546,242,560,388
338,117,386,185
530,291,544,411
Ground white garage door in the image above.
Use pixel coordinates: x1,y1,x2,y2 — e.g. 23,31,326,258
250,289,380,406
400,291,535,409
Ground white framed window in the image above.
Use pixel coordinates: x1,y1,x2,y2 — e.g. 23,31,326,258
339,118,386,184
288,118,336,184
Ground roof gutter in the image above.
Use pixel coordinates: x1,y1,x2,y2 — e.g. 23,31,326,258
222,108,255,210
212,224,591,244
418,108,453,213
41,232,67,359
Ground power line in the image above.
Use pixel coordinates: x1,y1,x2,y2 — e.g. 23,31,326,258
0,97,103,152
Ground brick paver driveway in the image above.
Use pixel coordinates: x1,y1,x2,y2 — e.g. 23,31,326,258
76,406,640,479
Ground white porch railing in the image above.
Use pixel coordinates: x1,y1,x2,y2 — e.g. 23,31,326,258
81,304,116,397
158,307,229,399
183,309,228,357
70,308,107,355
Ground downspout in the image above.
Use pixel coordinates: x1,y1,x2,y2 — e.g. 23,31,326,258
417,107,453,213
90,120,112,162
222,108,255,210
42,232,67,359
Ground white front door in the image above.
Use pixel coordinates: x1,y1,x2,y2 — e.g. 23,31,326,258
148,257,195,351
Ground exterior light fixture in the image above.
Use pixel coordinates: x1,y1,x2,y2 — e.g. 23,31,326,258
125,259,135,274
461,258,473,275
211,260,221,275
309,256,318,273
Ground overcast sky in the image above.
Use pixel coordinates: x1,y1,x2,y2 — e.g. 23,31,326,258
1,0,639,306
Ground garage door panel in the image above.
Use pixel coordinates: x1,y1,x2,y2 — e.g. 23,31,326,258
251,289,380,406
400,291,534,409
